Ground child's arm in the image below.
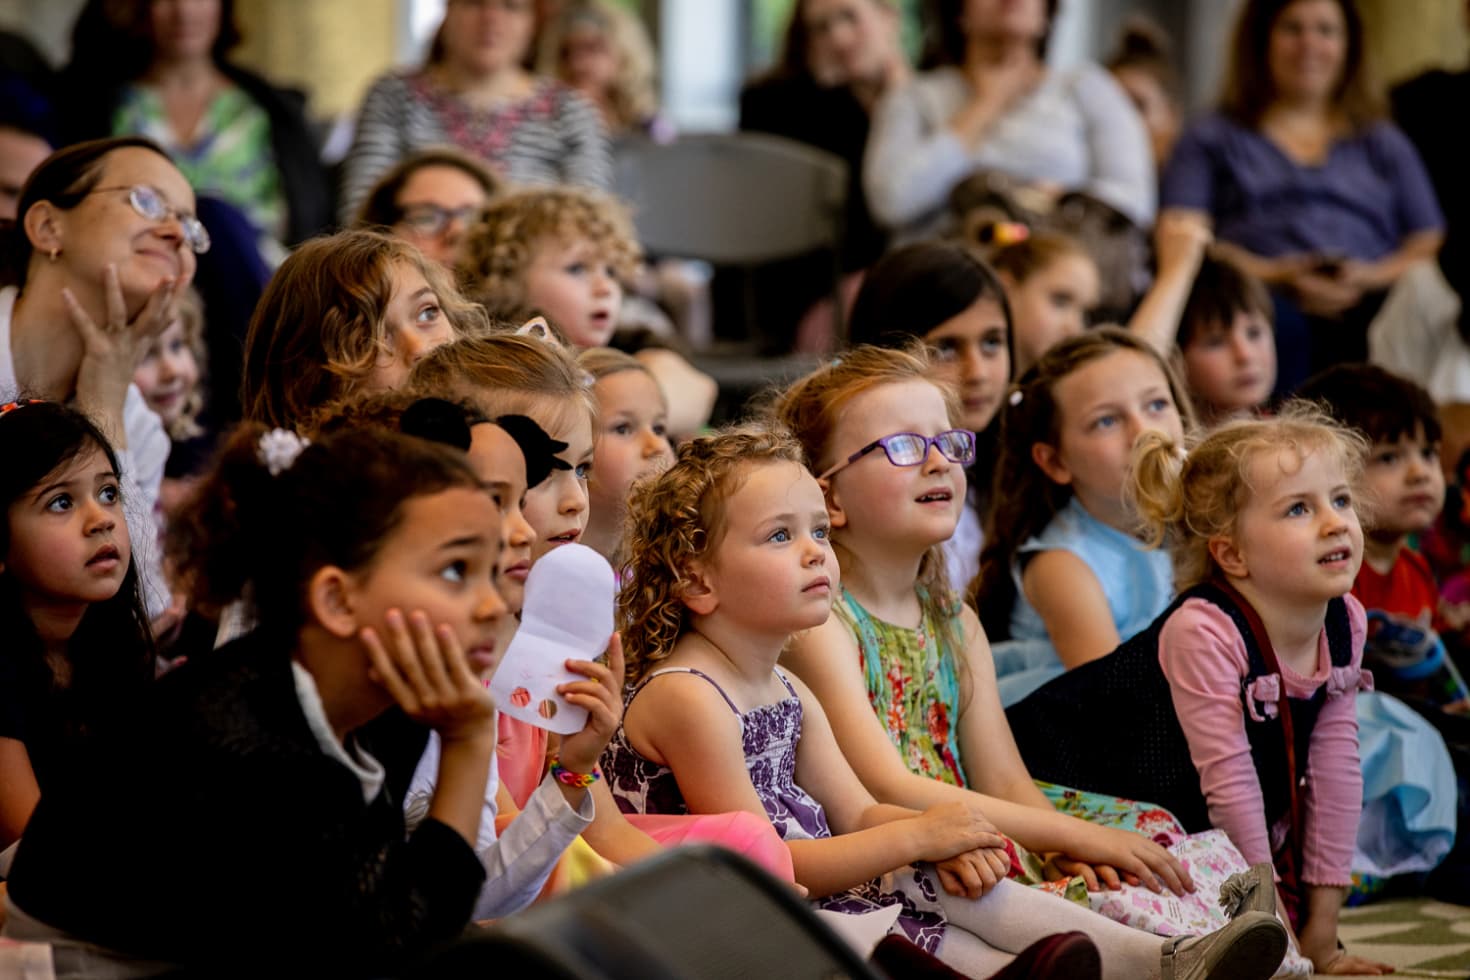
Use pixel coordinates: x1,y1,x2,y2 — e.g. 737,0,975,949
1127,211,1212,356
1021,550,1123,669
579,780,663,866
1299,885,1394,975
1158,602,1274,864
0,738,39,851
625,672,1006,899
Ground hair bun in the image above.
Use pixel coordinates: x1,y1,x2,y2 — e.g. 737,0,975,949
401,398,474,451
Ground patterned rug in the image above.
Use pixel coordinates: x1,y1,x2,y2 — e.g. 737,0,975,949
1338,899,1470,976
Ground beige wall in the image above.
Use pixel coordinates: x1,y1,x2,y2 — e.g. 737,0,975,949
1361,0,1469,87
231,0,404,119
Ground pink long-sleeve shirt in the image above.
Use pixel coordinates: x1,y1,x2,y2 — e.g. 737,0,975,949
1158,595,1369,886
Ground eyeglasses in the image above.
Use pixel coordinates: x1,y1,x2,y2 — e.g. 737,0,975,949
819,429,976,480
88,185,211,254
397,204,481,237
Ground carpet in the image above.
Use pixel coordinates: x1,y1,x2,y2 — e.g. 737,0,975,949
1338,898,1470,976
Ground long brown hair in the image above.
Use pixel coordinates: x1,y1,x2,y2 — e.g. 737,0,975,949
1219,0,1383,128
974,328,1196,639
241,230,485,427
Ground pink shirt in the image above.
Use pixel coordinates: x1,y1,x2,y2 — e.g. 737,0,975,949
1158,595,1370,886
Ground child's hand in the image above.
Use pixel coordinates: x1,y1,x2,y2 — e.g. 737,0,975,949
1313,949,1394,975
553,633,626,775
1065,824,1194,896
362,609,496,745
934,845,1011,899
912,801,1008,863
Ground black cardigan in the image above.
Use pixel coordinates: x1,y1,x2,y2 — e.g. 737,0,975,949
7,632,484,976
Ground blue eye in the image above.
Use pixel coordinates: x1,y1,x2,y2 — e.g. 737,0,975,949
611,422,633,436
1147,398,1172,414
565,262,587,276
768,528,791,543
1285,501,1307,517
417,304,442,325
1333,493,1353,510
575,462,591,480
814,526,830,541
1092,414,1118,430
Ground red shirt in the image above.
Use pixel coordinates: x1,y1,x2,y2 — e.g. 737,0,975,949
1353,547,1440,630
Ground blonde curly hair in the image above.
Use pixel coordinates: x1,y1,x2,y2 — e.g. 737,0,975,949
619,424,808,685
1129,400,1369,592
456,187,641,317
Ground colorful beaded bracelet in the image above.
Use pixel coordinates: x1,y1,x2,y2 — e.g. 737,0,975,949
550,756,602,789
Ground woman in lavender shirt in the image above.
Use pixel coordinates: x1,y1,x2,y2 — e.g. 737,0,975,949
1161,0,1443,390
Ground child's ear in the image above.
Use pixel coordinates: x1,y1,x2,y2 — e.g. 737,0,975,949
24,201,64,259
307,565,359,638
678,561,718,617
817,475,849,529
1031,442,1072,486
1208,535,1249,580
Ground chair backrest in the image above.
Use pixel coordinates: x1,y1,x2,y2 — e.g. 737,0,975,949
419,846,882,980
613,133,848,266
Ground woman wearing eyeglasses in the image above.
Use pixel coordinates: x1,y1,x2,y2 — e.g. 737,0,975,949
1,137,202,624
354,148,503,269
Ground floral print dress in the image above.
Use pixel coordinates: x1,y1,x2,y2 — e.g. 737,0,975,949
603,667,948,954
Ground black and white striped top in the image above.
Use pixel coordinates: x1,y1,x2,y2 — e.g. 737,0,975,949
339,72,612,223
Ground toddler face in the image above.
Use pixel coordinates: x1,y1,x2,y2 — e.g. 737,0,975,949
589,369,673,520
1180,310,1276,419
522,235,623,349
1362,427,1445,539
133,317,200,430
1004,253,1099,374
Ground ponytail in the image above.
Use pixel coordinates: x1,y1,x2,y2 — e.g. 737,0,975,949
1127,428,1188,551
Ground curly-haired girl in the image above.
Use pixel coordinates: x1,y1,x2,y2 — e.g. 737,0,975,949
604,423,1287,978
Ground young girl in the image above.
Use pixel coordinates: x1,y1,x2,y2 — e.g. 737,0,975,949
0,401,155,851
241,228,485,428
1010,406,1392,976
409,333,793,882
989,232,1100,376
777,344,1310,962
577,346,673,564
603,424,1287,979
537,0,671,141
133,286,212,513
3,423,614,975
846,240,1012,591
976,328,1195,706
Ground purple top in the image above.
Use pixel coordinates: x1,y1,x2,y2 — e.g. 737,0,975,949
1160,112,1443,261
603,667,947,953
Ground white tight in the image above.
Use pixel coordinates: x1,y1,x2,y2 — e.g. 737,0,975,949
930,876,1165,980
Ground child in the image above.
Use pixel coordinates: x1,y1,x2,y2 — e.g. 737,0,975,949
975,328,1195,706
242,228,486,428
990,232,1100,375
846,240,1012,590
775,345,1286,942
604,424,1288,979
132,286,211,514
1174,257,1277,424
537,0,670,142
458,188,716,438
409,333,793,882
3,423,608,975
577,347,673,564
1007,407,1395,974
0,401,155,850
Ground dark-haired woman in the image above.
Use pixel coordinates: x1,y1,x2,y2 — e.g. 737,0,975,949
353,147,501,269
340,0,609,223
1,137,197,622
59,0,330,253
1161,0,1443,390
864,0,1154,243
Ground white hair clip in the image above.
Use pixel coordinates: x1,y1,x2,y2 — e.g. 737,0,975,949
1008,389,1024,407
258,428,310,477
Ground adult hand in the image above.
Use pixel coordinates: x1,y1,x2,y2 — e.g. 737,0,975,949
1293,272,1362,318
1336,258,1394,294
554,633,626,775
67,264,178,447
362,609,496,745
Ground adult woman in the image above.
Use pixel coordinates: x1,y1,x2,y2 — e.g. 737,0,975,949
1161,0,1443,390
864,0,1154,242
354,148,501,268
0,137,201,621
340,0,610,224
59,0,330,252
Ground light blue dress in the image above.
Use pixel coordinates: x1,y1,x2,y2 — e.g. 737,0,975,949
991,497,1174,706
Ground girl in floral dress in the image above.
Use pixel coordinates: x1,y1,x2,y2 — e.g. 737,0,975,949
600,423,1287,979
775,343,1297,957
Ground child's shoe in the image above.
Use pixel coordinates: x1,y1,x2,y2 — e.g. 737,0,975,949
1217,863,1276,919
1159,909,1287,980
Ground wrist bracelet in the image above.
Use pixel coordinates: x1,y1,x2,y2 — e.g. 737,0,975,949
550,755,602,789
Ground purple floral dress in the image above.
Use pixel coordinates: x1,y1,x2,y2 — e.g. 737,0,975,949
603,667,947,953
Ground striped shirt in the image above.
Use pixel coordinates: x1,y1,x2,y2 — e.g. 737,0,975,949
339,71,611,222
